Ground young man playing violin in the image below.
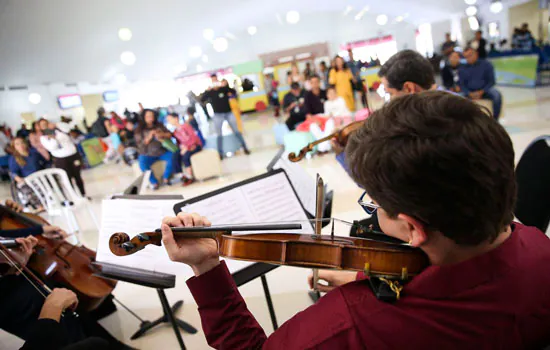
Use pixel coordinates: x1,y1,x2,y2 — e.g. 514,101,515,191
160,91,550,349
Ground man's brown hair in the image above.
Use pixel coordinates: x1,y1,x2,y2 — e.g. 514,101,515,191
346,91,516,245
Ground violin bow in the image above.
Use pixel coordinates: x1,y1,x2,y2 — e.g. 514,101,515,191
109,223,303,257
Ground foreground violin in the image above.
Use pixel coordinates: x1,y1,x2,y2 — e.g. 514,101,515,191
288,120,364,162
109,222,428,279
0,204,116,311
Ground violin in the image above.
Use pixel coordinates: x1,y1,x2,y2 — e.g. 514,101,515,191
0,204,116,311
288,120,364,162
109,222,428,280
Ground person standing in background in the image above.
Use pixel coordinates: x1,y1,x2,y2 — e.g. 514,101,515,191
222,79,243,133
440,33,456,57
287,63,303,87
469,30,487,59
329,56,355,112
347,49,367,108
109,112,126,130
38,119,87,196
201,74,250,159
303,62,315,80
28,121,50,163
318,61,329,90
16,124,30,139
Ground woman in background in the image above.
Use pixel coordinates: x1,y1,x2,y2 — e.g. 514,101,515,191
28,121,50,162
287,62,303,87
166,113,203,186
8,137,47,211
329,56,355,112
134,109,174,189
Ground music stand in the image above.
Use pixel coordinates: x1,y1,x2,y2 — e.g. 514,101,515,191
93,262,197,350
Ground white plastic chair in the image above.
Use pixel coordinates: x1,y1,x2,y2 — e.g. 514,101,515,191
24,168,98,236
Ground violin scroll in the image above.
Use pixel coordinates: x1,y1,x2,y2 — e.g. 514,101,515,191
288,145,313,162
109,232,161,256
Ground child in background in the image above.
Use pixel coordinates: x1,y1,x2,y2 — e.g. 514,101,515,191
166,113,203,186
323,86,351,117
186,107,205,146
104,124,123,163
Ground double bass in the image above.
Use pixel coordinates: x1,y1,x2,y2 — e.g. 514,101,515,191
0,204,116,311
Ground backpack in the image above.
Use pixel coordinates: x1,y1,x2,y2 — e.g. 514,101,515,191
91,117,108,138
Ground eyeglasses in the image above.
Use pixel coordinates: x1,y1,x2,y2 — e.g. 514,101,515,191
358,191,380,215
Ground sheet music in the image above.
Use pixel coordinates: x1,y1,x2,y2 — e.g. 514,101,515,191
271,153,317,215
178,172,314,235
96,199,193,275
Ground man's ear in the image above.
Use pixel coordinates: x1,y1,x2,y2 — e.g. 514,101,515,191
402,82,423,94
396,214,428,247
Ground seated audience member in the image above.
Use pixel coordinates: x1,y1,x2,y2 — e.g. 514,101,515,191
109,111,126,130
441,51,462,92
8,137,47,210
69,128,86,145
159,92,550,349
119,122,136,148
28,121,50,162
283,82,306,131
324,86,351,117
186,106,206,146
0,128,10,169
166,113,203,186
134,109,174,189
460,47,502,119
16,124,30,139
303,75,327,118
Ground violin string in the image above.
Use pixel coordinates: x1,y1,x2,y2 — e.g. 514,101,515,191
204,218,355,228
0,248,48,299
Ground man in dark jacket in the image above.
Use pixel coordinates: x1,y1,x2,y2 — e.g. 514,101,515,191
441,51,462,92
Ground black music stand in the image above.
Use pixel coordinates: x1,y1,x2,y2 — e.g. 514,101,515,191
93,262,197,350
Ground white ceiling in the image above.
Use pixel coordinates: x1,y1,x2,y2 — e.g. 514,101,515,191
0,0,472,86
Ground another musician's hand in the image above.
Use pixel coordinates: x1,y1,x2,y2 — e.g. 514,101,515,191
15,235,38,266
331,137,345,155
42,225,68,239
161,213,219,276
5,199,24,213
308,270,357,293
40,288,79,322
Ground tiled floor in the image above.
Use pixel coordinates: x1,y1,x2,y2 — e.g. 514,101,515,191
1,86,549,349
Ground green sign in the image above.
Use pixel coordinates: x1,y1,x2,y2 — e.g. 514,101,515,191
81,138,105,167
232,60,264,75
489,54,538,87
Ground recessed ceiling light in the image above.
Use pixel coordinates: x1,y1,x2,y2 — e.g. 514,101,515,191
376,14,388,25
490,0,503,13
189,46,202,58
213,37,229,52
465,0,477,4
202,55,209,63
118,28,132,41
28,93,41,104
465,6,477,16
120,51,136,65
247,26,257,35
203,29,215,41
286,10,300,24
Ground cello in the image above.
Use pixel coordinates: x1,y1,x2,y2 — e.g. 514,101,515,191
0,204,116,311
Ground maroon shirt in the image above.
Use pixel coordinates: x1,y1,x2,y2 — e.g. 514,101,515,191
187,223,550,349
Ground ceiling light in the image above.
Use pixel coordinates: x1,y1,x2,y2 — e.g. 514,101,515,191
286,10,300,24
354,6,369,21
189,46,202,58
203,29,214,41
120,51,136,65
118,28,132,41
28,93,41,104
247,26,257,35
465,6,477,16
196,65,203,72
468,16,479,31
114,73,127,85
202,55,209,63
343,5,353,16
464,0,477,4
490,0,503,13
213,37,228,52
376,14,388,25
396,15,404,22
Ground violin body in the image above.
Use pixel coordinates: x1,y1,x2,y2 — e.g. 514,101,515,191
0,204,116,311
109,226,429,279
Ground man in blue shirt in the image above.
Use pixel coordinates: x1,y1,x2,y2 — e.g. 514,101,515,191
459,47,502,119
